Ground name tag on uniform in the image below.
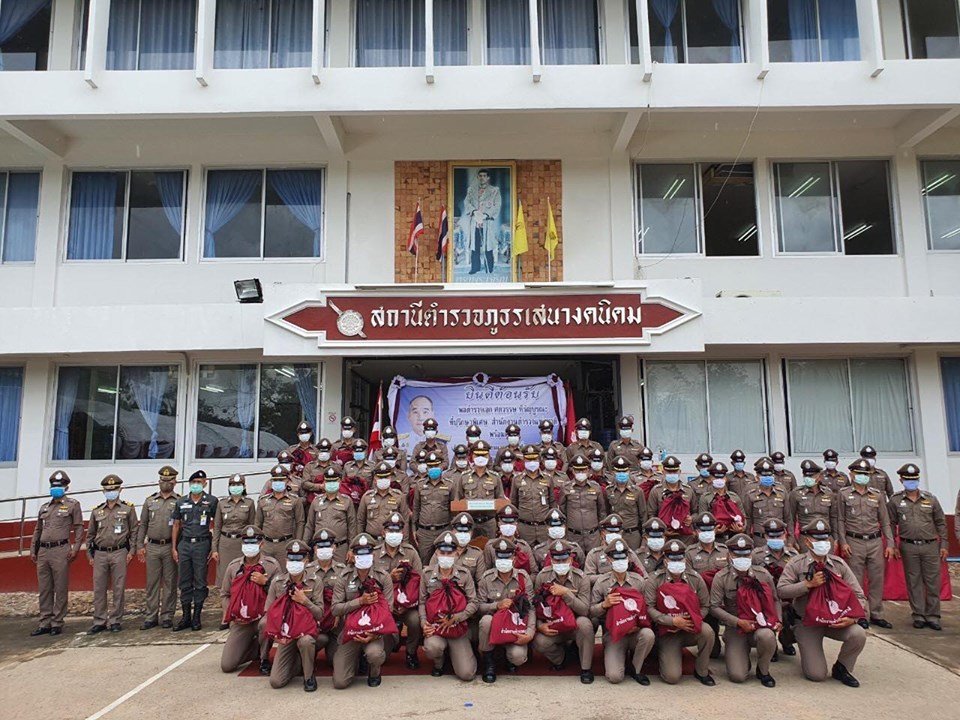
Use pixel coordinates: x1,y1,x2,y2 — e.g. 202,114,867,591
180,504,191,510
200,515,207,526
114,522,123,535
168,518,174,526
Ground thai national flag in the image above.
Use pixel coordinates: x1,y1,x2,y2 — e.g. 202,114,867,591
407,202,423,255
435,206,449,260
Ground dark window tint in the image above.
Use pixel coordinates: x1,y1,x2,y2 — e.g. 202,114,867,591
257,364,317,458
702,163,758,256
904,0,960,59
264,170,323,258
648,1,685,63
686,0,743,63
126,171,185,260
0,3,51,71
837,161,894,255
54,367,118,461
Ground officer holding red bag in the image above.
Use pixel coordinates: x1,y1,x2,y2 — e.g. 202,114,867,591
420,532,478,681
776,519,868,687
646,456,695,540
752,518,799,658
479,505,538,576
374,513,423,670
307,528,345,666
583,514,643,585
709,534,781,688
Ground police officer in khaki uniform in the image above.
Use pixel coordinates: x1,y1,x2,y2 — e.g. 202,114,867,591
358,462,410,539
776,519,868,687
533,539,595,683
86,475,138,633
742,459,789,544
532,510,586,569
305,466,356,561
787,460,838,545
645,539,716,686
478,504,538,576
330,416,358,459
300,438,341,502
638,517,667,575
412,451,456,563
412,418,450,468
30,471,84,637
560,454,607,551
584,515,643,584
136,466,180,629
590,538,655,685
604,457,645,549
606,416,642,469
171,470,218,632
497,449,521,499
540,446,566,499
419,532,478,681
771,451,797,493
372,425,409,474
343,438,375,486
493,423,523,468
256,465,306,561
332,533,394,689
858,445,895,498
699,462,746,542
838,459,895,629
817,448,850,492
536,419,567,471
375,513,423,668
726,449,755,500
212,473,257,586
443,512,485,581
888,463,949,630
686,512,728,658
689,453,714,506
286,420,320,472
457,440,504,538
565,417,603,462
646,456,695,541
511,445,556,546
710,533,780,687
308,528,346,666
586,447,607,489
635,446,663,501
753,518,798,657
444,444,470,484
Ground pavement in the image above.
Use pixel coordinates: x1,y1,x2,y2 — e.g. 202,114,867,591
1,602,958,720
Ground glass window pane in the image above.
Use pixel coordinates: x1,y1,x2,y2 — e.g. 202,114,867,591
942,357,960,452
264,169,323,258
648,0,685,63
638,164,698,254
850,359,913,452
215,0,270,69
539,0,598,65
646,361,708,455
204,170,263,258
817,0,859,61
258,364,317,458
67,172,126,260
685,0,743,63
196,365,257,459
127,171,184,260
628,1,639,63
786,360,853,454
356,0,424,67
767,0,818,62
2,172,41,262
775,162,835,252
53,366,117,461
0,367,24,462
435,0,468,65
0,3,51,71
904,0,960,59
702,163,757,256
921,160,960,251
271,0,313,68
837,160,894,255
707,361,766,454
487,0,530,64
117,366,179,460
137,0,198,70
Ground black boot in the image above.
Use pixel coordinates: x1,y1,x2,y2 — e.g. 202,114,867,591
482,652,497,684
191,602,204,631
831,662,859,688
173,603,192,632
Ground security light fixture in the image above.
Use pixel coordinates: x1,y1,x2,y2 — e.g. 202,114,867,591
234,278,263,303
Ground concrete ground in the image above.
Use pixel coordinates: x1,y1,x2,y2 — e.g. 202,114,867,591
1,600,958,720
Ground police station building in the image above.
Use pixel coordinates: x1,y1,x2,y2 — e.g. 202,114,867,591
0,1,958,538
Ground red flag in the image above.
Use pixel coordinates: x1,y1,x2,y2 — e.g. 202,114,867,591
368,382,383,453
407,202,423,255
435,206,449,261
564,385,577,444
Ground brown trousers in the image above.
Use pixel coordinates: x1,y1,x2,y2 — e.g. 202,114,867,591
600,627,655,684
423,634,477,681
220,620,263,673
36,544,71,629
794,623,866,680
92,549,129,626
531,616,595,670
384,608,422,655
215,537,242,586
517,521,550,547
144,542,178,623
846,536,885,619
723,626,777,682
332,636,388,689
900,541,942,621
270,636,319,688
656,625,715,684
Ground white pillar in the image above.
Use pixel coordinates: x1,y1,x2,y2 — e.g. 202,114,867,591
893,148,931,298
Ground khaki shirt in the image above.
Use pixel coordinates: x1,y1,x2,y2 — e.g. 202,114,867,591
564,439,603,462
476,568,535,627
412,439,450,469
639,550,666,575
86,501,138,554
300,460,342,493
372,446,409,475
418,565,477,626
452,545,484,581
709,566,781,628
32,496,84,556
510,472,556,524
837,487,892,544
605,438,643,468
218,554,281,599
869,467,895,498
776,552,867,618
343,459,375,484
479,537,538,576
604,482,646,531
688,477,713,507
305,492,356,544
559,481,606,533
644,569,710,628
412,476,456,528
787,486,838,542
697,490,746,527
589,570,647,621
264,568,325,621
773,470,797,494
331,567,395,619
742,487,788,536
456,470,504,501
136,492,180,548
583,545,644,584
647,484,696,534
684,542,729,576
357,488,410,538
255,493,305,541
816,469,851,493
212,495,256,552
532,539,586,569
751,546,798,583
725,471,756,500
373,543,423,575
888,491,948,550
533,566,591,617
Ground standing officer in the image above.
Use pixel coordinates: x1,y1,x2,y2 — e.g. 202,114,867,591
726,450,756,500
541,446,566,500
497,449,521,498
888,464,949,630
171,470,218,632
532,509,586,569
771,451,797,493
457,440,504,538
212,473,257,586
479,504,538,575
587,448,607,490
377,426,410,473
606,416,642,469
30,471,83,637
636,446,663,501
256,465,306,561
344,439,375,486
560,454,607,551
300,438,340,505
493,423,523,468
413,450,456,563
565,418,603,462
375,513,423,669
86,475,138,633
604,456,645,549
465,424,483,450
690,453,714,506
817,449,850,492
286,420,319,470
638,517,667,575
647,456,695,540
511,444,556,546
786,460,838,546
536,419,567,471
444,444,470,484
742,460,789,545
305,466,356,560
838,459,895,629
583,514,643,584
776,519,868,687
413,418,450,465
358,462,410,539
699,462,746,542
859,445,895,498
330,416,358,460
136,466,180,630
753,518,798,657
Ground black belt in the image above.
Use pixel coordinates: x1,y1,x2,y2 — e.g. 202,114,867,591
94,543,129,552
265,534,293,543
39,539,68,548
418,523,448,531
146,538,172,546
333,538,347,546
179,537,211,544
845,531,881,541
567,528,594,535
518,519,547,527
621,526,639,533
901,538,937,545
224,532,244,539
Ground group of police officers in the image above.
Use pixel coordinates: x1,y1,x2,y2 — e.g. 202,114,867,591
29,414,953,692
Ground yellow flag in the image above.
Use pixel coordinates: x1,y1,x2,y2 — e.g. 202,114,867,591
545,198,559,260
513,200,528,256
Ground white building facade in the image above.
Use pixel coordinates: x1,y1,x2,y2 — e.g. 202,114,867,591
0,0,959,533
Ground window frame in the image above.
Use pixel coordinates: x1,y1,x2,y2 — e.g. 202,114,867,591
0,0,55,71
192,361,324,462
480,0,603,66
49,362,184,464
0,169,42,264
919,156,960,253
63,168,188,264
939,354,960,455
213,0,317,69
200,166,327,262
0,365,25,467
901,0,960,60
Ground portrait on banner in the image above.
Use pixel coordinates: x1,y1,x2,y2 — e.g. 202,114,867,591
448,162,516,283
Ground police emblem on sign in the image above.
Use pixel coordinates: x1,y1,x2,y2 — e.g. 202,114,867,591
336,309,364,337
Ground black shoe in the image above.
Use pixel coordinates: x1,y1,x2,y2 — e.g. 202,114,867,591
406,652,420,670
431,667,444,677
218,622,230,631
88,624,107,635
635,673,650,686
580,670,594,684
50,627,62,636
870,617,893,629
140,620,158,630
30,626,51,637
304,676,317,692
694,672,716,687
367,675,381,687
913,619,926,629
482,652,497,684
173,604,193,632
109,623,122,633
259,659,272,675
781,643,796,656
757,668,776,688
551,664,564,672
927,621,943,631
506,661,518,674
831,662,860,688
160,620,173,629
771,650,779,663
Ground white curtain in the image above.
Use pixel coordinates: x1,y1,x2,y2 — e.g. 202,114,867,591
540,0,598,65
356,0,424,67
850,359,913,452
124,366,169,459
237,366,258,458
646,361,708,455
486,0,529,65
707,361,767,454
434,0,468,65
214,0,270,68
650,0,680,63
271,0,312,68
107,0,196,70
787,360,853,453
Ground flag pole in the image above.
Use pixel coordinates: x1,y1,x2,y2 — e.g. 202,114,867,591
415,198,421,284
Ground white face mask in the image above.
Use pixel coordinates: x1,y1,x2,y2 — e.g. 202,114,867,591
315,547,334,561
667,560,686,576
241,544,260,558
611,559,629,574
576,429,589,440
825,461,837,470
604,532,622,545
544,459,558,471
354,554,374,570
385,532,404,547
590,461,603,472
455,459,468,469
524,461,540,473
455,531,472,547
298,433,312,442
547,526,566,540
552,562,571,575
286,560,305,575
541,433,553,443
698,530,715,544
640,460,653,470
731,557,752,572
376,478,392,491
619,429,632,438
437,555,455,569
416,463,428,474
500,463,514,474
382,438,395,447
507,436,520,446
774,463,785,472
425,429,437,439
342,429,354,439
494,558,514,573
712,478,725,489
499,523,517,538
573,472,588,482
646,537,665,552
318,452,331,462
811,540,832,557
473,456,489,468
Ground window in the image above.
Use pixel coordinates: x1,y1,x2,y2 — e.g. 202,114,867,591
196,364,321,459
785,358,914,454
435,0,469,65
0,171,41,262
768,0,860,62
0,0,51,71
67,171,186,260
0,367,24,463
942,358,960,452
902,0,960,59
106,0,197,70
203,168,324,259
774,160,895,255
921,160,960,250
356,0,425,66
633,0,743,64
644,360,768,455
215,0,312,69
635,162,758,256
53,365,180,461
488,0,599,65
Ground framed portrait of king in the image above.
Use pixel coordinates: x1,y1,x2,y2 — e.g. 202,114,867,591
447,161,517,283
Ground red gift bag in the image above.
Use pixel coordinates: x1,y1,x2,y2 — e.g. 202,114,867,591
342,578,399,642
535,584,578,634
489,576,531,646
655,580,703,634
700,569,720,590
880,534,953,601
318,585,336,633
658,493,692,535
639,477,658,501
514,547,532,574
802,563,866,627
339,476,367,507
264,583,319,642
425,578,469,639
604,586,650,642
225,563,268,624
736,575,779,630
393,563,421,612
710,494,744,528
